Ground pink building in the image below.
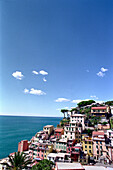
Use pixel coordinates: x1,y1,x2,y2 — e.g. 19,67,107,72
92,131,109,162
98,124,110,130
29,142,53,160
18,140,28,152
54,128,64,139
67,140,81,162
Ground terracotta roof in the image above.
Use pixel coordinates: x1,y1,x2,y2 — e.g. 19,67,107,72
92,131,104,136
91,107,106,110
55,129,64,132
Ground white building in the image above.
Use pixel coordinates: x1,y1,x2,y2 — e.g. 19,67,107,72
70,114,85,130
110,106,113,116
64,122,82,142
47,153,71,163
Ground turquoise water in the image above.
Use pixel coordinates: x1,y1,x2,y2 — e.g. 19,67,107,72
0,116,62,159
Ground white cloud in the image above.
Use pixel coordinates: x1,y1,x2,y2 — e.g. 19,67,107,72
101,67,108,72
55,98,70,102
39,70,48,75
43,77,47,82
32,70,38,75
90,95,98,99
56,107,69,111
71,99,82,103
24,88,29,93
97,71,105,77
96,100,104,104
30,88,46,95
97,67,108,77
71,99,90,103
12,71,24,80
24,88,46,95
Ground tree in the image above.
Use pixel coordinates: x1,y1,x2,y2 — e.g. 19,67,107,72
77,100,95,108
102,122,107,125
70,108,78,113
105,101,113,106
90,116,101,125
61,109,68,118
31,159,54,170
2,152,32,170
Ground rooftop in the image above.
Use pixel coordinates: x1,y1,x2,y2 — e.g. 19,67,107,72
91,107,107,110
56,162,85,170
71,114,85,117
43,125,54,128
55,128,64,132
92,131,104,137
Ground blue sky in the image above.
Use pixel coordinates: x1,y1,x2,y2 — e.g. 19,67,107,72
0,0,113,117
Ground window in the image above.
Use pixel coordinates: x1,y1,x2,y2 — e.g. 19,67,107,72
97,151,99,154
100,141,102,144
100,146,102,149
96,141,98,144
96,145,98,149
89,141,91,144
85,145,87,148
89,150,91,153
85,141,87,144
89,146,91,148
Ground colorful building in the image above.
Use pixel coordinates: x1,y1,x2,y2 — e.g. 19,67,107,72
47,153,71,163
18,140,28,152
67,140,82,162
82,136,93,156
92,131,109,162
70,114,85,130
55,138,67,152
98,123,110,130
43,125,54,136
91,106,110,118
54,128,64,139
64,122,82,142
29,142,53,160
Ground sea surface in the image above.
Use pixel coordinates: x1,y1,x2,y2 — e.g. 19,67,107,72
0,115,62,159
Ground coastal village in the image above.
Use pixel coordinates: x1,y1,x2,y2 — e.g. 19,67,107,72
1,100,113,170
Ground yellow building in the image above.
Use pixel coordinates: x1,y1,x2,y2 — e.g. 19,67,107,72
44,143,53,159
82,135,93,156
43,125,54,135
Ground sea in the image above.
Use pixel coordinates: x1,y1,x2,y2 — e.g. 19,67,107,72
0,115,62,159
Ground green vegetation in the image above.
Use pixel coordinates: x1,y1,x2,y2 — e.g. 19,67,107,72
82,129,93,136
70,108,78,112
90,116,101,125
60,118,69,127
110,117,113,129
2,152,32,170
61,109,68,118
102,122,108,125
77,100,95,108
105,101,113,106
31,159,54,170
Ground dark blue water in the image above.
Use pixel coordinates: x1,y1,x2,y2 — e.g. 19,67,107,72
0,116,62,159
